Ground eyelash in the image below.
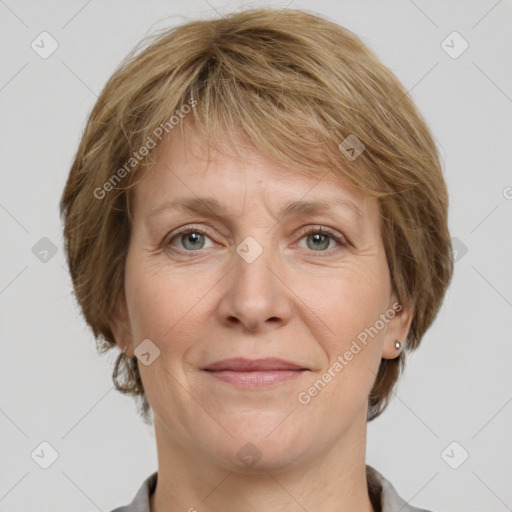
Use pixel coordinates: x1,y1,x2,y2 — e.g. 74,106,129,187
165,224,347,257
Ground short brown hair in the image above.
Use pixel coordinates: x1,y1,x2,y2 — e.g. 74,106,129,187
59,8,453,423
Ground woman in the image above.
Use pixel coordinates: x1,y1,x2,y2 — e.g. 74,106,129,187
60,8,453,512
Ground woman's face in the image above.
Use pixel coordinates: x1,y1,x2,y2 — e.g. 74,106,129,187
112,129,412,471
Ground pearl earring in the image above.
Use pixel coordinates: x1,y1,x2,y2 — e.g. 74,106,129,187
394,340,402,351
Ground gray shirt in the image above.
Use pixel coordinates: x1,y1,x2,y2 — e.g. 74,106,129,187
111,465,432,512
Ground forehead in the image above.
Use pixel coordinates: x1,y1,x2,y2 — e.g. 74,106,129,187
131,126,373,220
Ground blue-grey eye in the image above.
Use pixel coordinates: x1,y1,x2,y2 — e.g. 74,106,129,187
307,232,333,251
180,232,206,250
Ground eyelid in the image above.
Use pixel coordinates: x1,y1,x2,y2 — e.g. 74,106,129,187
293,225,348,253
165,224,216,246
296,225,347,244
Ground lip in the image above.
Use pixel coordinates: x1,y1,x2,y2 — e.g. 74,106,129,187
203,358,309,389
203,357,308,371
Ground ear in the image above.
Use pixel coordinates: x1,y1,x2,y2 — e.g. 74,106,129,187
110,292,134,358
381,295,414,360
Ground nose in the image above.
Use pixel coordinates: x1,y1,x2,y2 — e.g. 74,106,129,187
216,242,293,333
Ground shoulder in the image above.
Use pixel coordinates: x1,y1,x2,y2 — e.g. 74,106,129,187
366,465,433,512
109,471,158,512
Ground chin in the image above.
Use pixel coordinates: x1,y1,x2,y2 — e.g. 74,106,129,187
207,420,311,473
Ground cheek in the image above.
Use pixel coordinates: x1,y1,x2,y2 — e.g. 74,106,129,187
124,256,220,354
300,262,391,372
297,275,388,415
312,264,389,326
127,270,173,341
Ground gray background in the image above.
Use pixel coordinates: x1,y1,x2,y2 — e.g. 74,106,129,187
1,0,511,511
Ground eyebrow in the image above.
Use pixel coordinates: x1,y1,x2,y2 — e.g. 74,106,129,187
145,196,363,222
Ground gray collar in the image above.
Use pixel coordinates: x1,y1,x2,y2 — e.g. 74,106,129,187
111,465,432,512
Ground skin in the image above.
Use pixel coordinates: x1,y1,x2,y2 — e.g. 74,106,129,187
110,126,413,512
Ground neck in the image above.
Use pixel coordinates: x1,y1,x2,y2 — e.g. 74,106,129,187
150,409,374,512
